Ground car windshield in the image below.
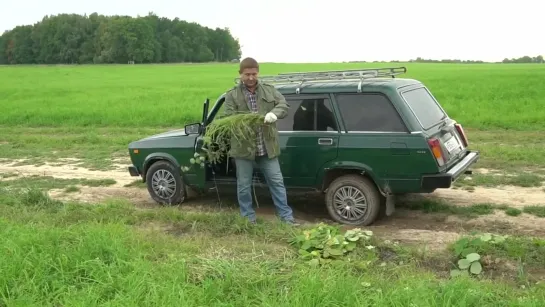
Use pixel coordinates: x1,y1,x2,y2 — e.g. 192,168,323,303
401,87,446,129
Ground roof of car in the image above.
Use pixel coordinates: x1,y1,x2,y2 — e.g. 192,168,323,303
234,67,421,94
271,77,421,93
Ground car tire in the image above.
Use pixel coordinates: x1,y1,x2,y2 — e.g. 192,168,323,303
325,174,381,226
145,160,186,205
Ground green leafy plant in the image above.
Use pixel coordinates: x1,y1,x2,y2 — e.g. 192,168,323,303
180,113,274,172
449,233,508,278
289,223,374,267
479,233,507,244
181,152,207,172
451,252,482,277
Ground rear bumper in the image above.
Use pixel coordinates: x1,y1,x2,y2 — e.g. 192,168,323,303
421,150,480,190
128,166,140,177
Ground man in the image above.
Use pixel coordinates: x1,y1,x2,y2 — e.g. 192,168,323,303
223,57,299,226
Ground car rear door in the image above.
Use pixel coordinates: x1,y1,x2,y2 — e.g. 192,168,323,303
400,86,470,171
331,92,424,192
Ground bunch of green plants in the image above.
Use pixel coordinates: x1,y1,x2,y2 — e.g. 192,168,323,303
451,252,483,277
450,233,508,277
181,113,276,172
203,113,275,164
290,223,374,267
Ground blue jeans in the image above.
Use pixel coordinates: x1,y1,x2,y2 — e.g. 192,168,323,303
234,156,294,223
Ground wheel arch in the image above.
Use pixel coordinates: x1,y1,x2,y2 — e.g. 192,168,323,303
318,163,386,196
142,153,180,183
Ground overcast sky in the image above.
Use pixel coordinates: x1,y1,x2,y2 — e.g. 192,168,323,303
2,0,543,63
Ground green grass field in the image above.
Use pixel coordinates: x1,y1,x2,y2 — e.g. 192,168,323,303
2,63,544,129
1,62,545,306
1,63,544,170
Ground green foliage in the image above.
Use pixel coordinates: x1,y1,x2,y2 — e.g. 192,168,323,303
450,233,508,278
451,252,482,277
202,113,276,163
0,13,241,64
479,233,507,244
180,113,274,172
1,64,544,171
181,151,207,173
290,223,374,267
452,233,507,259
2,194,545,305
2,63,545,133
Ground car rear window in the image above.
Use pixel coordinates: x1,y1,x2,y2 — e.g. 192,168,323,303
401,87,446,129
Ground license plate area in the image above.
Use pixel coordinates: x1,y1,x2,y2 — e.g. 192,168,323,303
444,137,461,154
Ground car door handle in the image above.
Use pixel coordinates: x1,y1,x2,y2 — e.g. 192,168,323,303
318,138,333,145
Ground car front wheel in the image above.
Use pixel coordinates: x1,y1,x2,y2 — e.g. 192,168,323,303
325,174,381,226
146,160,186,205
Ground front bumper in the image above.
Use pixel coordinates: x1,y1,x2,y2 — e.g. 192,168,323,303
421,150,480,190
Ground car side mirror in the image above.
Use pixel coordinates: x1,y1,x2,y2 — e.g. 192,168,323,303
185,123,202,135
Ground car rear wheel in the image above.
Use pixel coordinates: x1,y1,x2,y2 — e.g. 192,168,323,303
146,160,186,205
325,174,381,226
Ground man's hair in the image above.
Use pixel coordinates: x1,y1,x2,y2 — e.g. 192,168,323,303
239,57,259,73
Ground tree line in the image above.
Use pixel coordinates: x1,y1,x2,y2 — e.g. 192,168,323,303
349,55,544,64
406,55,544,64
501,55,544,64
0,12,242,64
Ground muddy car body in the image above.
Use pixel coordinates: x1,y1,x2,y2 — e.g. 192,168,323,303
127,67,480,226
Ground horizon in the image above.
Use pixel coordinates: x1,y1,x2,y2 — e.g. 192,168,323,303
1,0,544,63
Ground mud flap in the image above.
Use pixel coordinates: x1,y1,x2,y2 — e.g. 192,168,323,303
382,181,396,216
385,193,396,216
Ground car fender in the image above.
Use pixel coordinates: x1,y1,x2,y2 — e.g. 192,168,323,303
316,161,384,194
142,152,181,180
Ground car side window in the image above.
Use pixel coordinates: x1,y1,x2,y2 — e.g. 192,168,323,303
277,97,338,132
335,93,408,132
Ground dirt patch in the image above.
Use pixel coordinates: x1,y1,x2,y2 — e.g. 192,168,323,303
0,172,19,181
372,227,462,252
0,159,134,187
451,211,545,237
474,168,495,175
427,186,545,208
48,186,153,206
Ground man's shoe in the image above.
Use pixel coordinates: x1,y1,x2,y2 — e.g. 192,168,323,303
285,220,300,226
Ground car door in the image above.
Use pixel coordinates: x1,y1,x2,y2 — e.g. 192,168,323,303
331,92,422,193
275,93,341,187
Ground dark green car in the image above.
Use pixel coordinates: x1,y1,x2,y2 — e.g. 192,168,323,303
127,67,479,226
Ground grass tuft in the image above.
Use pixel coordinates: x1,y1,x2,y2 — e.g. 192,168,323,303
504,207,523,217
522,206,545,218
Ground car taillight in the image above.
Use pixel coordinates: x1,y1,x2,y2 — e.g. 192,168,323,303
428,138,445,166
454,123,468,147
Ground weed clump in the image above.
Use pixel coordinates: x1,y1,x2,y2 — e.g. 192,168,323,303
183,113,276,171
290,223,375,267
204,113,277,163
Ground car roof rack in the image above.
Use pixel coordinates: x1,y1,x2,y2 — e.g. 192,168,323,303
234,67,407,94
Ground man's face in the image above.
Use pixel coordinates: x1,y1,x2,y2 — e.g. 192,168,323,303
240,68,259,87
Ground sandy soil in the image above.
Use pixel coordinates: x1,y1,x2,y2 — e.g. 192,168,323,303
0,159,135,187
1,159,544,250
429,186,545,208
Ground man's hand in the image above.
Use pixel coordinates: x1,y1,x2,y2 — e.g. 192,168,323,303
264,112,277,123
